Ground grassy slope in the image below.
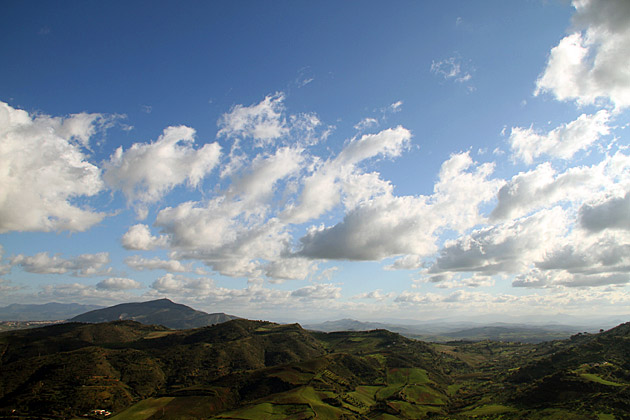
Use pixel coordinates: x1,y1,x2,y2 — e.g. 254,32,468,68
2,320,630,419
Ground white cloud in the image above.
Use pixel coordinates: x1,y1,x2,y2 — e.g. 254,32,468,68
353,289,395,300
297,152,501,262
513,227,630,288
390,287,630,320
336,126,411,165
0,245,11,276
491,163,599,221
36,282,137,304
149,125,408,279
384,254,423,270
124,255,193,272
288,112,324,146
290,283,341,300
354,118,378,131
156,199,292,277
491,152,630,222
0,279,19,293
121,224,168,250
228,146,305,204
422,147,630,290
96,277,141,290
103,125,221,218
535,0,630,108
431,152,502,232
298,194,436,260
390,101,403,113
217,93,288,147
151,273,217,294
282,126,412,224
431,56,472,83
0,101,107,233
509,110,611,164
264,257,318,282
427,207,569,278
10,252,111,277
579,191,630,232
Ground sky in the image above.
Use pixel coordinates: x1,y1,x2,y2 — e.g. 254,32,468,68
1,0,630,324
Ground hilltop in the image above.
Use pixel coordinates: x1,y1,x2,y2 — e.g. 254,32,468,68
69,298,239,329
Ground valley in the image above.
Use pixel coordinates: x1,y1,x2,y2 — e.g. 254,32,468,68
1,317,629,419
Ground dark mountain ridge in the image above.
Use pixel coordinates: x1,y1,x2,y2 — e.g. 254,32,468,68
69,298,239,329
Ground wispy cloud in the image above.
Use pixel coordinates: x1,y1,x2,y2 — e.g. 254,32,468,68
431,56,473,84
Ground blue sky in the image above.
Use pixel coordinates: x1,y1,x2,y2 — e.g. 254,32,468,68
1,0,629,323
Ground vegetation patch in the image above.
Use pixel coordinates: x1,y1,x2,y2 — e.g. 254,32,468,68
109,397,174,420
579,373,626,387
461,403,515,415
213,402,315,419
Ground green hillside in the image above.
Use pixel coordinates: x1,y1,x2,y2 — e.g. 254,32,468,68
0,319,629,419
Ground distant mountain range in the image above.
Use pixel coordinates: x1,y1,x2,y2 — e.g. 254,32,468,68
0,302,103,321
69,298,239,329
305,318,587,343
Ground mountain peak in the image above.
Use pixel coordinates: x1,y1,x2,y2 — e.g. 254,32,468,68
70,299,238,329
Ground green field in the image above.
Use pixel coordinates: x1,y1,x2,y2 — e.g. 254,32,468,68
110,397,174,420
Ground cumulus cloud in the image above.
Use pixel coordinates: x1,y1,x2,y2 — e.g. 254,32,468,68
124,255,193,272
121,224,169,250
389,287,630,320
10,252,111,277
0,101,107,233
491,152,630,222
96,277,141,290
535,0,630,108
228,146,305,204
156,201,292,278
217,92,288,147
37,282,136,304
579,192,630,232
491,163,598,221
353,289,395,300
336,126,411,165
283,126,412,224
264,257,318,282
298,152,501,262
298,194,436,260
290,283,341,300
509,110,611,164
103,125,221,218
151,273,217,294
384,254,423,270
421,146,630,290
427,207,568,278
151,125,415,279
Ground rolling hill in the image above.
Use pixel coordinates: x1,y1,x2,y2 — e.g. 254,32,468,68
0,317,629,418
69,298,239,329
305,318,582,343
